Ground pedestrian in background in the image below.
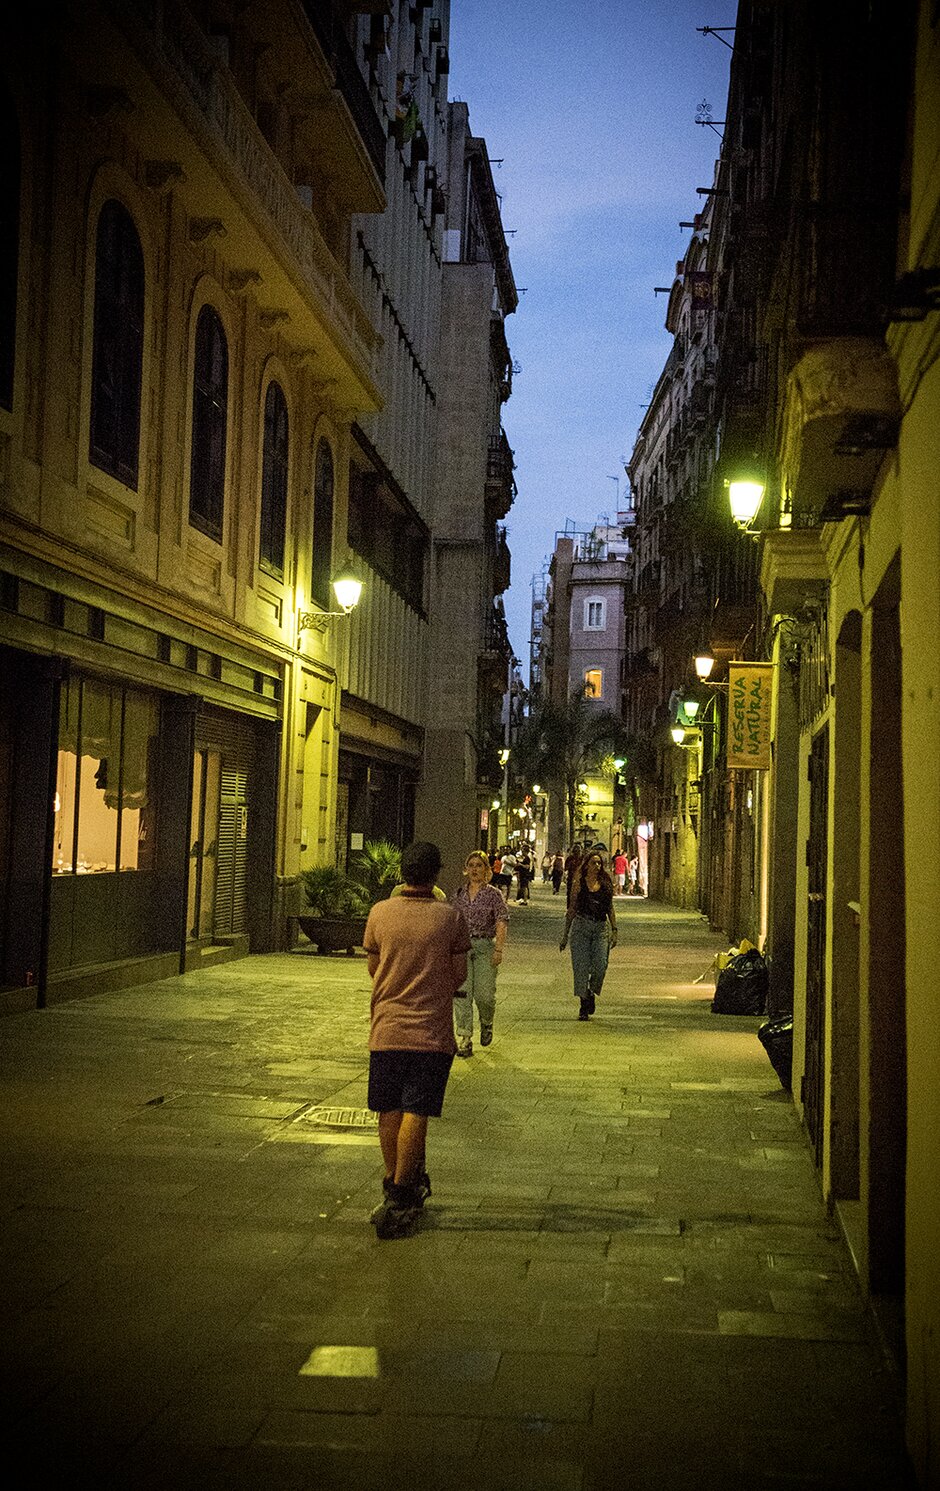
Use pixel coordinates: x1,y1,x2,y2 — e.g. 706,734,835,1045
452,850,509,1057
559,848,618,1020
515,847,532,904
541,851,552,883
364,841,470,1239
551,851,565,895
613,850,627,896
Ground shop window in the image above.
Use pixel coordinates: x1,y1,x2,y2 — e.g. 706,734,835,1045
89,200,144,487
584,597,606,631
259,381,288,575
52,676,159,874
189,305,228,541
311,439,334,609
0,85,19,411
584,668,603,699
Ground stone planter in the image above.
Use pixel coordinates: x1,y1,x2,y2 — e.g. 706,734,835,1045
297,915,368,955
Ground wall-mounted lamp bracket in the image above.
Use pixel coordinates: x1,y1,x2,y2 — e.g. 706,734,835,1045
298,609,351,633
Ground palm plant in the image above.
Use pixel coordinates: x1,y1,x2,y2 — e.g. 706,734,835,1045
514,691,631,846
348,839,402,905
300,864,370,917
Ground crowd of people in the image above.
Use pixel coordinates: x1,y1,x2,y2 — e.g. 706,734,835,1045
486,842,641,904
362,833,645,1238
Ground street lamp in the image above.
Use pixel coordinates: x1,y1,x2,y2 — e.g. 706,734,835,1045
299,571,364,631
727,477,765,531
694,652,715,680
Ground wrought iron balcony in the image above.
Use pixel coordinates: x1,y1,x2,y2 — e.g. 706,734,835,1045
300,1,387,184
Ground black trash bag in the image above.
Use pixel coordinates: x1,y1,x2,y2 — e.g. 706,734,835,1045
711,948,769,1015
758,1014,793,1090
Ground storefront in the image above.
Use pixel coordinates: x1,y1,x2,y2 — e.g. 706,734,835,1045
336,693,421,867
0,560,283,1009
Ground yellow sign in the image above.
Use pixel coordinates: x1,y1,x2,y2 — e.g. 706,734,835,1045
727,664,773,770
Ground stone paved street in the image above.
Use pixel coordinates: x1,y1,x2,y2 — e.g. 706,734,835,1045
1,887,913,1489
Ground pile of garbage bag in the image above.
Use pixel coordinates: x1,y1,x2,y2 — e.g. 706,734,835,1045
710,939,769,1016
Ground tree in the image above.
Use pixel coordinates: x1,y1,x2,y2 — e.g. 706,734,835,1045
513,691,630,847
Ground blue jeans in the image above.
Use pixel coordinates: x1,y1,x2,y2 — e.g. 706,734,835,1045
455,938,497,1039
569,915,610,1001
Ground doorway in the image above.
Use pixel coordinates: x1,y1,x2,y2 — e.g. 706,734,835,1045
867,577,906,1310
804,724,829,1168
187,747,221,942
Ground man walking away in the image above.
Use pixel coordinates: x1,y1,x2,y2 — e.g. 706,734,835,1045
364,841,470,1239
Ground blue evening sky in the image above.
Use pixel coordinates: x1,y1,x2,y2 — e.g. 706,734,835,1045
446,1,734,677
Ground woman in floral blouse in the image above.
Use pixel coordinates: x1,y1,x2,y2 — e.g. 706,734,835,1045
451,850,509,1057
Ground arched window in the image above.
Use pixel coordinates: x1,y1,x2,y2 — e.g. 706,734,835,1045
311,439,334,609
0,86,19,412
259,381,288,574
89,200,144,486
189,305,228,541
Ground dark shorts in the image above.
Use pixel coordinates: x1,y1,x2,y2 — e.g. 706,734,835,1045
368,1050,455,1118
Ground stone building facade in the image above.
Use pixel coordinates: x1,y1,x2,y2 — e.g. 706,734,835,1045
0,0,479,1004
414,99,517,890
626,1,940,1477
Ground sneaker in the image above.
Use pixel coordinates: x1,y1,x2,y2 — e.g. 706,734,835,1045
456,1039,472,1058
380,1171,430,1206
480,1024,493,1047
371,1182,421,1239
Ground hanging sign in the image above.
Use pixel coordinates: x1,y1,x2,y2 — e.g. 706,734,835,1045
727,664,773,770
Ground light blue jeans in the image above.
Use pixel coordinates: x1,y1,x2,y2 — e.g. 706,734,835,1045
569,915,610,1001
455,938,497,1039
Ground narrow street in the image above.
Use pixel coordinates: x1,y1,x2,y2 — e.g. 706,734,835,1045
1,886,911,1490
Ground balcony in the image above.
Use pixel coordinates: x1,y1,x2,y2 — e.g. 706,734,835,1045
118,0,382,401
778,338,900,523
493,526,511,596
479,605,511,692
299,2,387,188
485,431,516,518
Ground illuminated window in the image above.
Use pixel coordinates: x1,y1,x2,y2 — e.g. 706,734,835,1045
584,668,603,699
584,597,605,630
52,677,159,875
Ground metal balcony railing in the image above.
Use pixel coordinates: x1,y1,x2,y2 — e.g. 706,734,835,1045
300,2,387,183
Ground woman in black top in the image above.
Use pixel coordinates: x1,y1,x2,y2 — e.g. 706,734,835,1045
559,850,618,1019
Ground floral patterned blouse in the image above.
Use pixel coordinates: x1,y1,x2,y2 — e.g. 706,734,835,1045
452,883,510,940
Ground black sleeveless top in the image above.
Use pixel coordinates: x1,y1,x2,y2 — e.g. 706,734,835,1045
574,881,612,921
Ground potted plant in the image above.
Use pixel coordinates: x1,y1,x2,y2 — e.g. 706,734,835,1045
297,840,402,955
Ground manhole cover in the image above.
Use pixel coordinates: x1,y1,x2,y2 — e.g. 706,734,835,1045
302,1106,379,1130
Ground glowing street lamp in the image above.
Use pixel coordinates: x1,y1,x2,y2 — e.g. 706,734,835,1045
299,570,364,631
728,478,765,529
694,652,715,681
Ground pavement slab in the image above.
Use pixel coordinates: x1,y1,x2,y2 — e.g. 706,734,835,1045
0,887,915,1488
